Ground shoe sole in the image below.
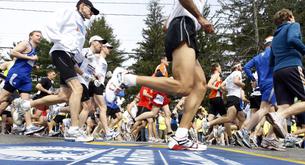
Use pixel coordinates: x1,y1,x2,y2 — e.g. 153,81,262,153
236,132,252,148
265,113,286,138
24,127,45,135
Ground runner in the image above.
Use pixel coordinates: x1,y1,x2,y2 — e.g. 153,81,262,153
13,0,100,141
107,0,214,150
0,30,44,135
203,63,245,143
266,9,305,138
234,36,277,148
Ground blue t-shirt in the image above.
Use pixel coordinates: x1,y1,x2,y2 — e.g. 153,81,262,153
244,47,273,89
270,22,305,71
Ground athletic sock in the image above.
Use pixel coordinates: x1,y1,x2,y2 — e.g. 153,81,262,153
175,127,188,139
125,74,137,86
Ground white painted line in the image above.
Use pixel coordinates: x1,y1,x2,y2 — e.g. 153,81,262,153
158,150,169,165
207,154,243,165
67,148,112,165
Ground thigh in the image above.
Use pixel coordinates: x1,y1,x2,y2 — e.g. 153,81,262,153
172,43,197,87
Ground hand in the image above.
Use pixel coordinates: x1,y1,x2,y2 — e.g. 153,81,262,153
94,79,104,87
82,73,95,82
198,17,214,34
30,55,38,61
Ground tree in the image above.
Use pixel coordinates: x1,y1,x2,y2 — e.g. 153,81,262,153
125,0,166,101
130,0,165,76
86,16,125,72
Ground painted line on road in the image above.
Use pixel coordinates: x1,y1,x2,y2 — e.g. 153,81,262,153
209,146,305,165
158,150,169,165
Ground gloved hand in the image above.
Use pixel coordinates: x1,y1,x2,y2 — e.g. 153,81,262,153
94,79,104,87
82,73,95,82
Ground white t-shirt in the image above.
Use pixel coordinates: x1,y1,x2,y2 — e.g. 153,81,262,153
77,48,108,87
166,0,204,31
224,70,242,98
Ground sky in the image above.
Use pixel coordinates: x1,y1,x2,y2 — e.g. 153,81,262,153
0,0,220,65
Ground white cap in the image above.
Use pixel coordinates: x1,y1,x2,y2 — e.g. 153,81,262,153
104,43,113,49
89,35,107,45
264,36,273,45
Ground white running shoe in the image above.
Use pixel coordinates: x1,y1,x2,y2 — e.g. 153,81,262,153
24,125,45,135
168,136,207,151
64,128,94,142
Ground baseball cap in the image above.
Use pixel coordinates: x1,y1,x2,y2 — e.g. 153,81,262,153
89,35,107,45
264,36,273,45
104,43,113,49
76,0,99,15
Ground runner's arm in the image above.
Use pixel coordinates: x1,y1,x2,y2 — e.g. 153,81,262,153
243,58,256,81
10,41,35,60
178,0,214,33
207,73,220,90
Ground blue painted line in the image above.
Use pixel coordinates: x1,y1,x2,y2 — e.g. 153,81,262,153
0,142,301,165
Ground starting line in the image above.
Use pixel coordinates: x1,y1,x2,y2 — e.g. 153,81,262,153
0,142,303,165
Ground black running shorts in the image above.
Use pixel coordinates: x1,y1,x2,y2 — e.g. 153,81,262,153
51,50,78,85
165,16,199,61
226,96,242,112
208,97,226,116
273,66,305,105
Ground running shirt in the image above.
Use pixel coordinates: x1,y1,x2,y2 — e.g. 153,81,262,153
77,48,108,87
154,63,168,77
224,71,242,98
166,0,204,31
208,80,222,99
46,8,86,56
8,42,36,77
137,86,153,110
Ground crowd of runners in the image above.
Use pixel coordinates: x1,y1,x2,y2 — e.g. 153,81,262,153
0,0,305,151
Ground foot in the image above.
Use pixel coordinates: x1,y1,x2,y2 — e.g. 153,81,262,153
24,125,45,135
64,127,94,142
168,136,207,151
261,137,285,151
266,112,287,138
236,129,251,148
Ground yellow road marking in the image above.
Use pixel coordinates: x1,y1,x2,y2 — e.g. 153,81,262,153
209,146,305,165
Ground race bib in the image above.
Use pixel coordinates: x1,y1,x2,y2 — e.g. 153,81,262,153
153,94,164,105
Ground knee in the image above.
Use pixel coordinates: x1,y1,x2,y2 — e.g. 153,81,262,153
58,93,69,102
176,82,193,96
72,84,83,95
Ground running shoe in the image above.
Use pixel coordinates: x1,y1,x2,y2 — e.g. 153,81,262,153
168,135,207,151
64,127,94,142
250,136,259,147
236,129,251,148
24,125,45,135
261,137,285,151
266,112,287,138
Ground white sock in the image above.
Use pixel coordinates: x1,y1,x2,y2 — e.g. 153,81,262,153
175,127,188,138
125,74,137,86
69,126,79,131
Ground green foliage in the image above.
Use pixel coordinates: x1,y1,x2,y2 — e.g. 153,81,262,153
130,0,165,76
32,39,57,90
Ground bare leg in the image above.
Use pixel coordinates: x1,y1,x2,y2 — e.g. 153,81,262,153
66,79,83,127
79,99,93,128
162,105,173,133
209,107,237,127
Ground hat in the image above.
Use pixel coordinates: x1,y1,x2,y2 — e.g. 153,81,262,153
89,35,107,45
264,36,273,45
104,43,113,49
76,0,99,15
